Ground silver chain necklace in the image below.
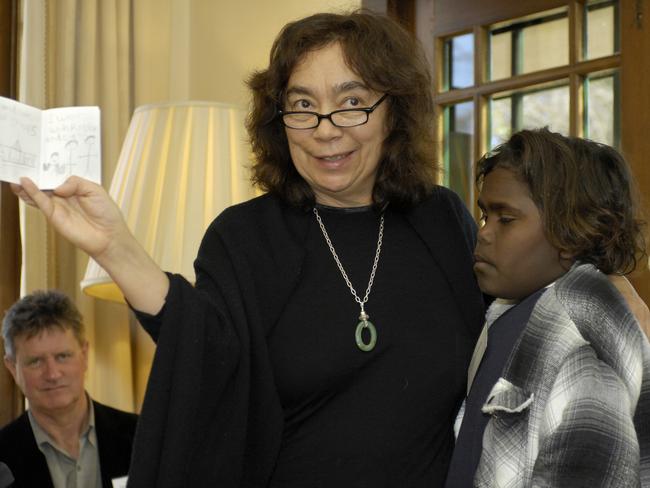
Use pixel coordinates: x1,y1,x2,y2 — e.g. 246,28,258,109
313,207,384,352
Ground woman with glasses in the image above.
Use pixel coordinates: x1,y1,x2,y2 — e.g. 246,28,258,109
12,10,485,487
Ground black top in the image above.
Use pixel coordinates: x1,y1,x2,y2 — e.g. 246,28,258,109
444,289,544,487
130,190,484,487
269,205,467,487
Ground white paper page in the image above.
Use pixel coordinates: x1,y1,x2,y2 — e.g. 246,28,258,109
40,106,102,189
0,96,41,184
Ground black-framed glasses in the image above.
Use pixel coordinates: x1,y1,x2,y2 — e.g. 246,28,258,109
279,94,388,130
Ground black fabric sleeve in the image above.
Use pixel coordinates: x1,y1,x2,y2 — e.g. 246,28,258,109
130,273,173,342
127,223,247,487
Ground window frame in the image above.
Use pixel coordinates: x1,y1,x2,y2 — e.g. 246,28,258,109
433,1,621,209
413,0,650,305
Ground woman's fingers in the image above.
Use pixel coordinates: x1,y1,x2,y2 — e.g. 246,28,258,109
53,175,99,198
9,182,22,195
10,181,38,206
18,177,54,216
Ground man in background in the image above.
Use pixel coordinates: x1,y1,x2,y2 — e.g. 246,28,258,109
0,290,137,488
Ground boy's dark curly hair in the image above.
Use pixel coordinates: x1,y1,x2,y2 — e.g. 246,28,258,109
476,128,647,274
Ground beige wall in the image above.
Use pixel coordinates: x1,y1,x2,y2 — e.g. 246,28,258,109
134,0,363,108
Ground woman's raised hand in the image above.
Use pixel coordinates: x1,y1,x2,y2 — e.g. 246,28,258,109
11,176,131,260
12,176,170,314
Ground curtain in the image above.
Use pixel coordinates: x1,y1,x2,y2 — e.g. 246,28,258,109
19,0,141,412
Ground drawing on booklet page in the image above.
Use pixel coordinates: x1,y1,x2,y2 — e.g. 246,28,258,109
0,97,101,186
0,139,38,168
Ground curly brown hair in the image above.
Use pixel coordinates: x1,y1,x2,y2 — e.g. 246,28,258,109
476,128,647,275
246,10,438,209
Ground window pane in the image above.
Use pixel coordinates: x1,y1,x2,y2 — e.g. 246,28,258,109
444,102,474,202
489,8,568,80
585,71,619,147
585,1,618,59
522,85,569,134
490,31,511,80
520,17,568,73
489,98,512,147
443,33,474,90
489,82,570,148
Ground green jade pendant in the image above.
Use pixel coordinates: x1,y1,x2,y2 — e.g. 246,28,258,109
355,311,377,352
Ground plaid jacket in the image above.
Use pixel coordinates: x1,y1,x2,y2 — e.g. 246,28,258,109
475,264,650,487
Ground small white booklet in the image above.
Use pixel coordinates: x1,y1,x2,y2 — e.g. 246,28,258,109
0,96,101,188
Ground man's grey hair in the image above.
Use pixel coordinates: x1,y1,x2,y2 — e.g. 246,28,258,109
2,290,85,359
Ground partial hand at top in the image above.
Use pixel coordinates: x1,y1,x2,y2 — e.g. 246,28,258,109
11,176,132,262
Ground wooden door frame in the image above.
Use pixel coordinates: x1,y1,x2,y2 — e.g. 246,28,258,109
620,0,650,303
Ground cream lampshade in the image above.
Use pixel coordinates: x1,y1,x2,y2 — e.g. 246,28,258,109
81,101,255,302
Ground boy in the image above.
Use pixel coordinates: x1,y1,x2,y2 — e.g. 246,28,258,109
445,128,650,487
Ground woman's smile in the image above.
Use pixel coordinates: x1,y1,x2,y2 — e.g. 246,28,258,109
316,151,354,163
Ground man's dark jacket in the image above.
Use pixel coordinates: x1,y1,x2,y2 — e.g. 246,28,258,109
0,399,138,488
